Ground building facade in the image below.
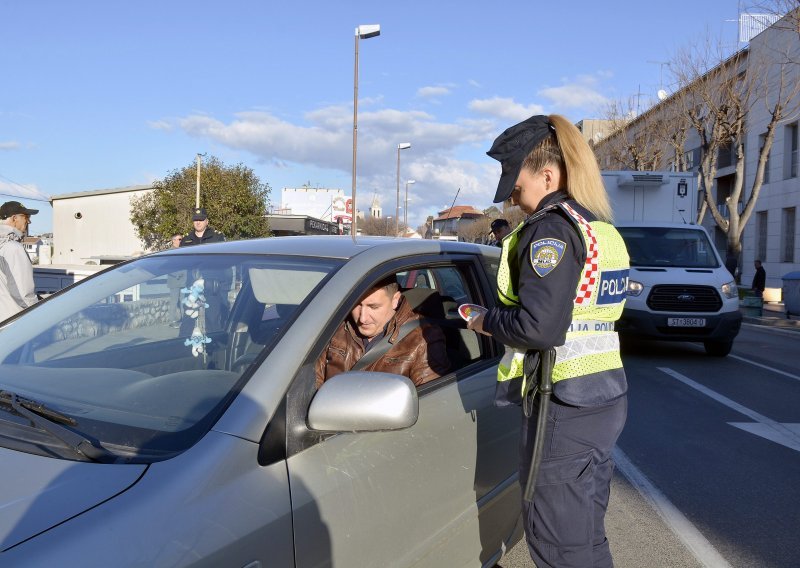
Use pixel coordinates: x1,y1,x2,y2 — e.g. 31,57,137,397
50,185,153,265
593,11,800,292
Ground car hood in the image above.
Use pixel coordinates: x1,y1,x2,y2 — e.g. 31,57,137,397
0,446,146,551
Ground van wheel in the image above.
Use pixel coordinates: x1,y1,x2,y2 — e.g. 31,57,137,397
704,340,733,357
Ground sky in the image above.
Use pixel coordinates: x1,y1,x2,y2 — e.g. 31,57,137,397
1,0,749,234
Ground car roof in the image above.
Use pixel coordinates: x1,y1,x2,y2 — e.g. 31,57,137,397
152,235,495,261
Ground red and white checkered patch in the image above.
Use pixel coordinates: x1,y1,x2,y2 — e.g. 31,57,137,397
562,203,599,305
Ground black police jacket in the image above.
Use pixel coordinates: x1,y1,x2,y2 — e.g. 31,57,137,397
180,227,225,246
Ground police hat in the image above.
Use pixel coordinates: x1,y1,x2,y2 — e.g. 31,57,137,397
486,115,554,203
0,200,39,219
192,208,208,221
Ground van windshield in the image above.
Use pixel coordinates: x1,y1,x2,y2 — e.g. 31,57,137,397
618,227,720,269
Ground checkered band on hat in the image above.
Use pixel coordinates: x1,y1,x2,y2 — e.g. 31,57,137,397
562,203,599,305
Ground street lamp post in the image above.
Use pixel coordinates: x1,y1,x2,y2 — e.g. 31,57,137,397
195,152,206,208
404,179,415,231
395,142,411,236
351,24,381,243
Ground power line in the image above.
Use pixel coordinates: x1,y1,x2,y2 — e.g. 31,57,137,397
0,172,51,202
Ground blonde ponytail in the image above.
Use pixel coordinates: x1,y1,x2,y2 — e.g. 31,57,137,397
547,115,613,222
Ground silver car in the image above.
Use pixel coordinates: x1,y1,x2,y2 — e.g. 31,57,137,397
0,236,522,567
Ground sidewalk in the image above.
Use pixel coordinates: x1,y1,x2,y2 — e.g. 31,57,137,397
740,300,800,331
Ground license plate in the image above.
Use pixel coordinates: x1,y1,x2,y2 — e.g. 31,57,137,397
667,317,706,327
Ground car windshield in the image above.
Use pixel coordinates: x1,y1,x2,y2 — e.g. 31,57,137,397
0,253,341,461
618,227,720,269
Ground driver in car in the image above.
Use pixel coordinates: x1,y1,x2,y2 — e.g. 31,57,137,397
315,276,450,388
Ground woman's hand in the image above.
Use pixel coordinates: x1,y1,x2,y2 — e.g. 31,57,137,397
466,312,492,336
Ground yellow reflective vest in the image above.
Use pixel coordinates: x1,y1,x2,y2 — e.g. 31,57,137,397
496,201,629,396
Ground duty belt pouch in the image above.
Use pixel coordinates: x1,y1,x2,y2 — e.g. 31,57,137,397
522,350,540,418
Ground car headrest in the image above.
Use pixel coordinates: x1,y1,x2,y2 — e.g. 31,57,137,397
402,288,446,319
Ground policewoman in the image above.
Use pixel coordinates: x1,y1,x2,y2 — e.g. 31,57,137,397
467,114,629,568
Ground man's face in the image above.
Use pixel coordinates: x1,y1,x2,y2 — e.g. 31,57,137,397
492,225,510,241
193,218,209,234
350,287,401,339
12,214,31,235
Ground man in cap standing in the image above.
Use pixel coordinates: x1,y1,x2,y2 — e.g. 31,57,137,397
0,201,40,322
490,218,511,246
179,208,225,247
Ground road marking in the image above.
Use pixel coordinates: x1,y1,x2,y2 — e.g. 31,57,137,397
658,367,800,452
728,354,800,382
613,447,732,568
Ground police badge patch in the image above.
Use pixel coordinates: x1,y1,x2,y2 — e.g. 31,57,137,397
529,238,566,277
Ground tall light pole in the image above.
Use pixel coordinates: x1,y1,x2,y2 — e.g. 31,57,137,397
195,153,206,208
404,179,415,231
395,142,411,236
351,24,381,243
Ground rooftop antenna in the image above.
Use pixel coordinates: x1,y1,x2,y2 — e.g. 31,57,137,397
648,60,668,100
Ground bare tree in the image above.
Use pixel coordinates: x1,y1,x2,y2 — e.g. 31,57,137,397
458,219,490,244
360,215,405,236
600,97,663,170
669,28,800,271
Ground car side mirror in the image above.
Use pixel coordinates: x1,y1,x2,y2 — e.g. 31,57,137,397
308,371,419,432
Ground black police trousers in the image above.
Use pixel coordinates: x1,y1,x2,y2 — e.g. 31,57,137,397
520,394,627,568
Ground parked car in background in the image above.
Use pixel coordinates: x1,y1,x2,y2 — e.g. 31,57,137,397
0,236,522,567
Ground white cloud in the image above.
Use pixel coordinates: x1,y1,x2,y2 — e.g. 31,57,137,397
468,97,546,121
416,86,451,98
159,103,507,229
147,120,174,131
0,141,21,151
538,75,610,111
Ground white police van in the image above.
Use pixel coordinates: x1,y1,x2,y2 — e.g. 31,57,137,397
603,172,742,356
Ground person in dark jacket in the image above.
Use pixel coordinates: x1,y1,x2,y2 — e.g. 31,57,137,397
315,276,450,388
752,259,766,297
468,114,629,568
179,208,225,246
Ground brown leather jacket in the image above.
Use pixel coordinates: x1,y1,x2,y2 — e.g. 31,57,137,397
315,297,450,388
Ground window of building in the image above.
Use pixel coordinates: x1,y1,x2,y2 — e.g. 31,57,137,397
717,143,733,169
757,210,769,261
759,133,771,184
682,147,701,171
782,207,796,263
784,123,798,179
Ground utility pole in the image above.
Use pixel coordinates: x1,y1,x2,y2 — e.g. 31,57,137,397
195,153,205,208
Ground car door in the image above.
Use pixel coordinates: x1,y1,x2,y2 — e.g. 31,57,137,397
285,257,521,568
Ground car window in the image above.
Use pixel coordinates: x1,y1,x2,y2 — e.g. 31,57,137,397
315,262,485,391
0,254,342,461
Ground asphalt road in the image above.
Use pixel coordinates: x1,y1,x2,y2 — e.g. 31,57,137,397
498,323,800,568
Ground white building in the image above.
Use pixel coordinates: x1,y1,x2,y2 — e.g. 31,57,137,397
278,187,351,224
22,237,43,263
50,185,153,265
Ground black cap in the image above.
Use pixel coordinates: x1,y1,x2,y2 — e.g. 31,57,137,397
192,208,208,221
490,218,509,232
0,200,39,219
486,115,554,203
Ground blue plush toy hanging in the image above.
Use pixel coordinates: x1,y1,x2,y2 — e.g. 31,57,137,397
181,278,212,357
